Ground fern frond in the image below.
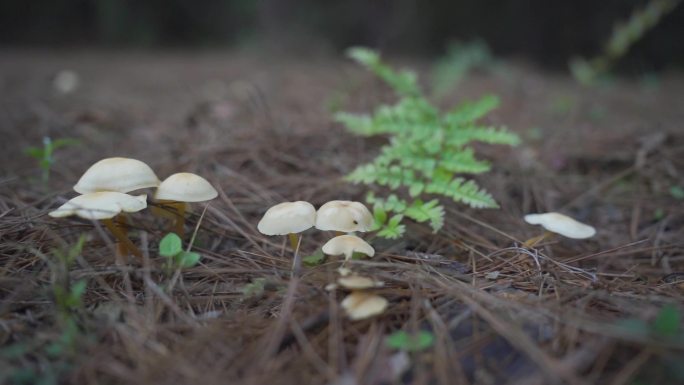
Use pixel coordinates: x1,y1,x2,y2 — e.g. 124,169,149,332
439,147,491,174
426,177,499,208
404,199,445,232
347,47,421,97
445,94,500,125
446,126,521,147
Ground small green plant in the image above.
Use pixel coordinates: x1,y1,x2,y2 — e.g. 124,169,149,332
570,0,681,85
617,304,682,339
385,330,435,352
46,235,88,357
24,136,79,184
335,47,520,238
159,233,201,271
431,39,495,97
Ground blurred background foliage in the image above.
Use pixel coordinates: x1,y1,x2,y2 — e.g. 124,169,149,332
1,0,683,71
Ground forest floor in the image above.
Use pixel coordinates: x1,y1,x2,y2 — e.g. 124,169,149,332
0,50,683,385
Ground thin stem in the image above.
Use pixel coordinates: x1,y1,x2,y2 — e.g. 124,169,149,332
523,231,555,248
289,233,302,277
102,218,142,258
288,233,299,251
173,202,187,237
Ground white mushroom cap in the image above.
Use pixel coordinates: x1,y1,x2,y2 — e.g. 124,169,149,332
322,235,375,260
257,201,316,235
338,275,384,290
74,157,160,194
154,173,218,203
49,192,147,220
341,291,388,321
524,212,596,239
315,200,373,232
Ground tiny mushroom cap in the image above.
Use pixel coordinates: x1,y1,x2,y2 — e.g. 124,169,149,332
74,157,159,194
315,200,373,233
341,292,389,321
154,173,218,203
49,192,147,220
322,235,375,260
257,201,316,235
524,212,596,239
338,275,384,290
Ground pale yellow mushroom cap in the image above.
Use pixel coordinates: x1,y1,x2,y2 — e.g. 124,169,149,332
337,275,384,290
154,173,218,202
74,157,159,194
257,201,316,235
524,212,596,239
322,234,374,260
49,192,147,220
315,200,373,232
341,291,388,321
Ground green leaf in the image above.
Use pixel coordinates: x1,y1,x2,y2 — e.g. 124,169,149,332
24,147,44,159
159,233,182,257
302,249,327,266
670,186,684,200
68,280,87,305
404,199,445,232
175,251,201,268
377,214,405,239
372,204,388,231
653,305,681,337
241,278,267,298
385,330,435,352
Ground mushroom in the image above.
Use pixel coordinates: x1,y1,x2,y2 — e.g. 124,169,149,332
49,192,147,257
322,234,375,261
338,275,384,290
523,212,596,245
257,201,316,251
341,291,388,321
154,172,218,236
74,157,159,194
315,200,373,234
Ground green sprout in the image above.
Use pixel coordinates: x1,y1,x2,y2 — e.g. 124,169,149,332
159,233,201,271
570,0,681,86
24,136,79,184
385,330,435,352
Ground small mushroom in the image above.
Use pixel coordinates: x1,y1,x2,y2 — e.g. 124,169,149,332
322,234,375,261
315,200,373,234
257,201,316,251
154,172,218,236
74,157,160,194
338,275,384,290
341,291,388,321
49,192,147,257
523,212,596,244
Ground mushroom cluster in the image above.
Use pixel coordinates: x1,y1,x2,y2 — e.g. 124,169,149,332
257,199,388,320
49,157,217,259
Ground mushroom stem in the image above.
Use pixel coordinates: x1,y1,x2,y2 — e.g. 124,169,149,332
523,231,555,248
102,218,142,258
173,202,187,237
287,233,299,251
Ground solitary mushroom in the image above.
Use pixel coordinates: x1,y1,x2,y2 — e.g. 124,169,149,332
315,200,373,234
341,291,388,321
154,172,218,236
322,234,375,261
49,192,147,257
257,201,316,251
74,157,159,194
523,212,596,245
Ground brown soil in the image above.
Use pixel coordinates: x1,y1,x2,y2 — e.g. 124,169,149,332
1,50,683,385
